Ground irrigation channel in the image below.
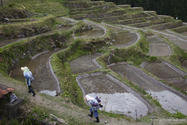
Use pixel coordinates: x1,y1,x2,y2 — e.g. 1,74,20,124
4,17,187,119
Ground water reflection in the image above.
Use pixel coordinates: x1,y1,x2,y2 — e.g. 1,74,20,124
109,63,166,92
147,90,187,115
88,93,148,119
11,48,62,96
109,63,187,116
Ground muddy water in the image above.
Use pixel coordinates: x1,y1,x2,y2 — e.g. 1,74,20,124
88,93,148,119
78,73,127,94
0,27,73,48
69,53,103,74
144,62,183,79
11,48,63,96
146,35,163,43
109,63,187,115
148,43,171,56
109,63,166,91
77,72,149,119
147,90,187,115
111,32,138,48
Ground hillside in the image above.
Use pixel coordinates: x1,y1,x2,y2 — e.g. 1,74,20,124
0,0,187,125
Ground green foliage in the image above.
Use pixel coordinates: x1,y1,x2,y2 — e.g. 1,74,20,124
34,10,42,13
149,56,157,62
0,15,55,38
8,3,15,8
112,56,124,63
172,111,186,119
51,53,85,106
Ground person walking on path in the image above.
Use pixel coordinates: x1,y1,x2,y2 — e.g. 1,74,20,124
84,95,103,123
21,66,36,97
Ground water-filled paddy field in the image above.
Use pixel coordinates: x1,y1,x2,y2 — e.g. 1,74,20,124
6,17,187,120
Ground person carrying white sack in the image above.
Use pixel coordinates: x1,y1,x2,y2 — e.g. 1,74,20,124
84,95,103,123
21,66,36,97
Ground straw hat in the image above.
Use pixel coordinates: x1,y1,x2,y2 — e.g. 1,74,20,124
84,95,87,101
21,66,29,72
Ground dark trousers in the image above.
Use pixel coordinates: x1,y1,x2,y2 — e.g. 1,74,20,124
28,85,35,95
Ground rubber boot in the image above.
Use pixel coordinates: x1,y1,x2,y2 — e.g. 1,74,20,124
29,86,35,96
94,117,99,123
88,112,93,117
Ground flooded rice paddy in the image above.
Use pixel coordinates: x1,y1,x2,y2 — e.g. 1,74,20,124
159,33,187,51
147,90,187,115
111,32,138,48
88,93,148,119
76,72,150,119
69,53,103,74
109,63,166,92
5,17,187,119
146,35,163,43
109,62,187,115
106,24,138,48
147,43,171,56
146,35,171,56
143,62,185,80
11,48,62,96
74,21,106,39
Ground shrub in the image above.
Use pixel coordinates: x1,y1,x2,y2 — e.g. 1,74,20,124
8,3,15,8
149,56,157,62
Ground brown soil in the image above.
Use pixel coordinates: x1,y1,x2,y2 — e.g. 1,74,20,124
144,62,183,79
109,63,166,92
148,43,171,56
146,35,163,42
70,53,103,74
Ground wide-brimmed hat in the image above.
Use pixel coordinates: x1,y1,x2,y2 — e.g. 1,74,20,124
84,95,94,101
21,66,29,72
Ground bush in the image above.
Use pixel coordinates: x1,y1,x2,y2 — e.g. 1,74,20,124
8,3,15,8
149,56,157,62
